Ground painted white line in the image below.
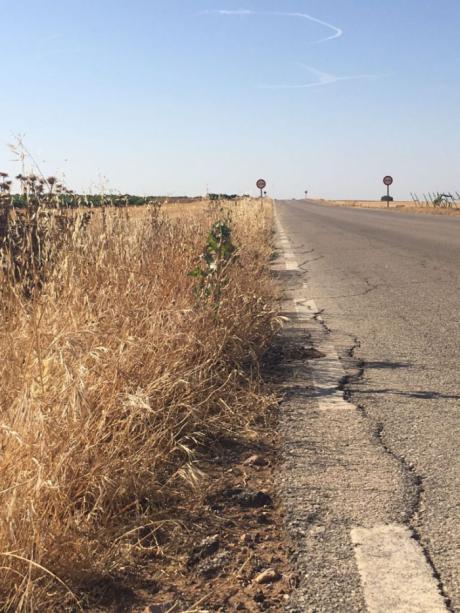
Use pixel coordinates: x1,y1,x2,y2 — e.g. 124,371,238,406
275,211,299,271
351,525,448,613
299,298,350,410
276,209,350,410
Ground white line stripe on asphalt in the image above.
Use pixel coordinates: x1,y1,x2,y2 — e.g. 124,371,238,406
297,298,351,410
275,211,299,271
275,206,449,613
351,525,447,613
276,209,351,410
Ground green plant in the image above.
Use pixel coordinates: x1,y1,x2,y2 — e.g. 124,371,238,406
433,193,455,208
189,217,236,303
208,193,239,201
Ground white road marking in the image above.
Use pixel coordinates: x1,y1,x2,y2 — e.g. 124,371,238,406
275,210,299,271
299,298,351,410
275,207,449,613
351,525,447,613
275,210,350,410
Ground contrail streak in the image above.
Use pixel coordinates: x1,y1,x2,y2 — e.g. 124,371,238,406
203,10,383,90
260,64,384,89
205,9,343,44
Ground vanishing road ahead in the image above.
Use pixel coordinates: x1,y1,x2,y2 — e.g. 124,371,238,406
276,200,460,611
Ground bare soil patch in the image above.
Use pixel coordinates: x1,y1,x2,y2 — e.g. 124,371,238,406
110,411,296,613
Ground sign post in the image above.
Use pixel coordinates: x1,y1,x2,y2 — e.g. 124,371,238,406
383,175,394,208
256,179,267,199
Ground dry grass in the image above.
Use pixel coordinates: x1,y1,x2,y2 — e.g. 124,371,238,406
0,198,278,611
73,199,209,220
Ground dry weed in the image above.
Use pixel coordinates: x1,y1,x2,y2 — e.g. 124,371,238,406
0,198,278,610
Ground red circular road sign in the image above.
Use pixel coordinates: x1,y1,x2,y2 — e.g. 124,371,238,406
383,175,394,186
256,179,267,190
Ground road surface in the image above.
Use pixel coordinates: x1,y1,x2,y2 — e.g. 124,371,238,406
276,200,459,611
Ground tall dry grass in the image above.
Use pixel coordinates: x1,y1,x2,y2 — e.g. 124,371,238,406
0,198,278,610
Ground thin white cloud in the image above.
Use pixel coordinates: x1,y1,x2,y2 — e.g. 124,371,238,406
205,9,343,44
212,9,254,16
204,9,384,90
261,64,385,89
274,12,342,44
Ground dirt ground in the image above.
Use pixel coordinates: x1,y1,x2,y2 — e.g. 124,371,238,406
86,405,296,613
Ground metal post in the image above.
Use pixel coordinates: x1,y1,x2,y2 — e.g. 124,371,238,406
387,185,390,208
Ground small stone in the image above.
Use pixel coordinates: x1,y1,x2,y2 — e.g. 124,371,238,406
254,568,282,584
187,534,220,567
310,526,326,538
225,487,273,508
243,454,269,467
196,550,231,579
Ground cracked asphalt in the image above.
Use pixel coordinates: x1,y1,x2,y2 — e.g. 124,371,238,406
276,200,460,611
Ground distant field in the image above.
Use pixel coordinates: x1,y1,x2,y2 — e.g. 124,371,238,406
84,198,209,218
311,199,460,216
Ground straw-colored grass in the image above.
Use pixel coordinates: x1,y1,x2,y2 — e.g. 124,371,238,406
0,198,278,611
312,199,460,215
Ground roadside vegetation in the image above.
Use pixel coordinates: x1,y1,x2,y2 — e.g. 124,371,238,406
0,173,280,610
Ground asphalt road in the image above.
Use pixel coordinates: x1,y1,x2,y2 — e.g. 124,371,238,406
276,200,460,611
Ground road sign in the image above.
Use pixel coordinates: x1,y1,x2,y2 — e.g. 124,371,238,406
383,176,394,208
257,179,267,199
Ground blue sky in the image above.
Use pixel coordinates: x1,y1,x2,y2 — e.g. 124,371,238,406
1,0,459,199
